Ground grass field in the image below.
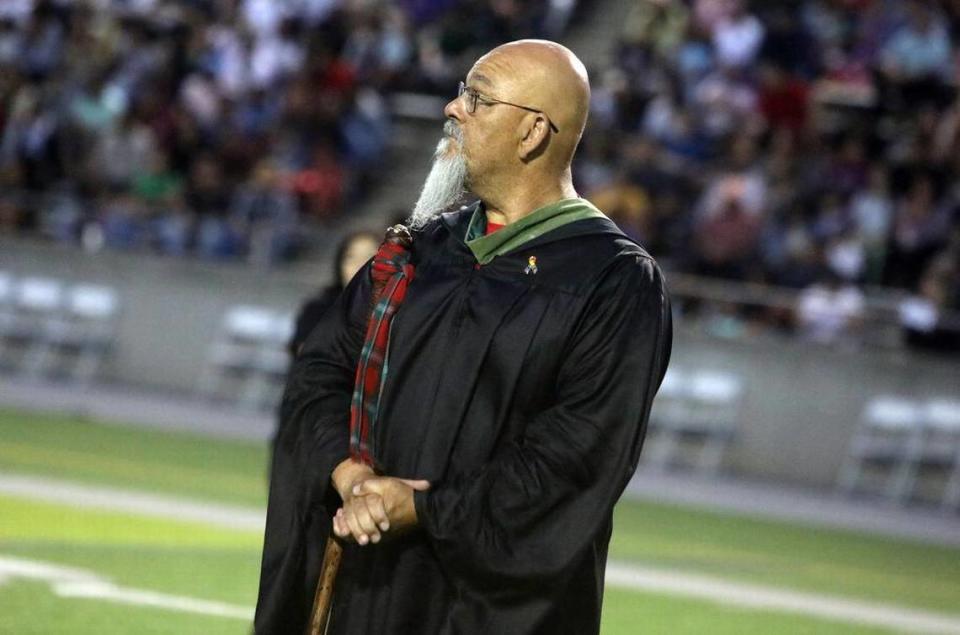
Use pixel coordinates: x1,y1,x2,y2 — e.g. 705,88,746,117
1,407,959,634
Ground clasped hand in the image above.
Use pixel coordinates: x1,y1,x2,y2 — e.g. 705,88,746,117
331,459,430,546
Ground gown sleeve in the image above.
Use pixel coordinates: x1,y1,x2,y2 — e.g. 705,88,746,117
413,254,672,588
254,262,371,634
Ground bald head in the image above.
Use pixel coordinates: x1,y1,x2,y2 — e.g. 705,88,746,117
477,40,590,133
468,39,590,166
435,39,590,219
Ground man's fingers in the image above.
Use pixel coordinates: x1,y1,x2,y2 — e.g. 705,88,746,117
344,497,381,545
356,477,430,496
364,494,390,532
332,509,352,542
398,478,431,491
335,509,350,540
343,502,369,545
355,499,381,542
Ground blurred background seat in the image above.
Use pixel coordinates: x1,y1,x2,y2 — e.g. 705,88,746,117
10,276,64,378
0,275,119,383
837,396,924,503
922,400,960,511
0,271,15,370
644,367,744,475
199,305,293,410
51,284,120,384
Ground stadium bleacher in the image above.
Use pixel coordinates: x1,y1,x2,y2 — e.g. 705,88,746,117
0,0,958,495
2,0,957,351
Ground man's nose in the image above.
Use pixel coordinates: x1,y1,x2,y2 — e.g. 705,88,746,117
444,97,464,122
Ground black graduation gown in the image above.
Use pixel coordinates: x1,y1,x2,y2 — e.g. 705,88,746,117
255,205,673,634
288,285,343,357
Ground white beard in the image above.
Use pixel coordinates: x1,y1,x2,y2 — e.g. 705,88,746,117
406,120,468,230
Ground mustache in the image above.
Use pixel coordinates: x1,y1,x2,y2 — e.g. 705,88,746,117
443,120,463,143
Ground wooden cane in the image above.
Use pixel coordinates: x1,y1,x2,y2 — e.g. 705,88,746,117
306,224,414,635
307,537,343,635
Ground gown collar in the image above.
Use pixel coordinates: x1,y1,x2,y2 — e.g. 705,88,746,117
440,198,624,264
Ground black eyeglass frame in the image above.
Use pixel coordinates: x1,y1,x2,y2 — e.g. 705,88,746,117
457,81,560,134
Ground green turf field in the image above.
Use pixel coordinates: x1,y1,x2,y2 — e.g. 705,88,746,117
1,408,959,634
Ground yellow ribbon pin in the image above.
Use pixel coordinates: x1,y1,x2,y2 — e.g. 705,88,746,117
524,256,538,275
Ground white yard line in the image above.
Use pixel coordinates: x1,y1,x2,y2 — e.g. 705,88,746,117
606,563,960,634
0,555,253,620
0,472,263,532
2,472,960,633
55,580,254,620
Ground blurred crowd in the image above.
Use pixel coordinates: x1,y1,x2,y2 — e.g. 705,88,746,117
0,0,577,264
577,0,960,349
2,0,959,350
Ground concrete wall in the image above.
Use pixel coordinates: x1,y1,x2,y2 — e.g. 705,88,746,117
1,238,321,392
2,237,957,488
670,331,957,486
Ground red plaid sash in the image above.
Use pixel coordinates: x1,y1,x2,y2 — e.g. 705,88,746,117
348,241,414,467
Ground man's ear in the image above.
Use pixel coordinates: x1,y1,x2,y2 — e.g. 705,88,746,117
518,114,549,161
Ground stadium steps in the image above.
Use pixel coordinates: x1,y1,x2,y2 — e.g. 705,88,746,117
289,117,440,276
292,0,627,275
562,0,633,71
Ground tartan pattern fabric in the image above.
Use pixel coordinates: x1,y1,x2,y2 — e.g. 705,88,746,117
349,241,414,467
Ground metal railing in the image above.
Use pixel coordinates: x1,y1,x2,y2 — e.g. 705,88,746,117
665,270,960,350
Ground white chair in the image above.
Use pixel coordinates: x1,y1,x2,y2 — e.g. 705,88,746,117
13,277,64,377
643,368,743,474
922,400,960,511
56,284,119,382
200,306,271,397
0,271,13,308
0,271,15,369
16,276,62,310
200,305,292,409
648,367,688,424
837,396,924,502
267,311,296,349
644,367,688,470
240,312,295,409
684,370,743,473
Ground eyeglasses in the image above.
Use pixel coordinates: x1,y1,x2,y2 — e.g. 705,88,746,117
457,81,560,133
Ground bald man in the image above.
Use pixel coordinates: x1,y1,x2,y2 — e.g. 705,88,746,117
255,40,673,634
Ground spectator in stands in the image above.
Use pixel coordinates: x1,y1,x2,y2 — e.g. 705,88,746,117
795,269,866,345
850,163,894,283
100,189,147,251
588,177,653,243
692,65,758,139
230,159,300,266
756,62,810,135
89,110,157,190
886,174,953,289
695,134,767,226
879,0,955,107
0,190,24,233
693,191,763,280
186,153,241,259
621,0,690,62
287,229,380,357
900,237,960,352
711,0,765,70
